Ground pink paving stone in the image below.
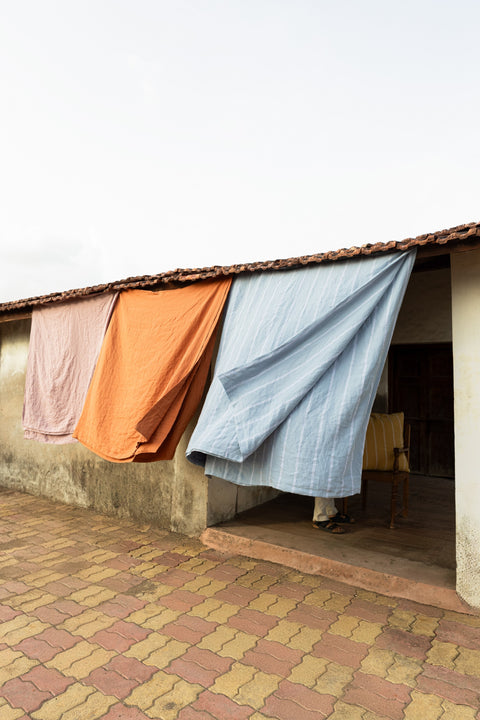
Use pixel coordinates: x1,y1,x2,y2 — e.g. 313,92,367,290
179,647,234,674
311,632,369,668
1,678,51,713
205,565,247,582
375,628,432,660
84,667,138,699
275,679,335,716
155,552,190,567
268,581,309,601
1,580,31,596
177,706,221,720
90,629,135,653
343,672,411,720
344,599,392,624
155,569,197,587
397,598,443,618
111,620,151,642
162,615,218,644
38,627,80,650
214,585,261,607
21,665,74,694
105,556,143,571
422,663,480,694
101,574,145,593
435,619,480,650
14,636,60,662
30,605,71,625
227,608,279,637
263,694,327,720
46,599,85,617
165,656,221,687
0,604,22,621
192,690,254,720
416,676,479,708
285,603,338,631
101,703,152,720
161,589,207,612
242,639,305,676
108,655,157,683
98,595,147,619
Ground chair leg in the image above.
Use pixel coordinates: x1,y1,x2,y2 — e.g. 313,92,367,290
390,479,398,529
342,498,348,516
361,478,368,514
402,476,409,518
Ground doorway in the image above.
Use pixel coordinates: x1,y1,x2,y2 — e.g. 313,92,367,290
389,343,454,477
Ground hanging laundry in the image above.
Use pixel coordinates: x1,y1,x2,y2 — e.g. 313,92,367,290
73,278,232,462
186,251,416,498
23,292,118,443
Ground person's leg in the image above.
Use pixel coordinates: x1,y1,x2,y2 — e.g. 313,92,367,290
312,496,346,533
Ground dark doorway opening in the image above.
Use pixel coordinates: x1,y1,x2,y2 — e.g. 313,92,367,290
389,343,454,478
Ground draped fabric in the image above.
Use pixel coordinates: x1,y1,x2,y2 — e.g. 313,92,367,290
22,293,118,444
73,279,231,462
186,251,416,498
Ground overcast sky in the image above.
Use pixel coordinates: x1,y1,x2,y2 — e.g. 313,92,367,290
1,0,479,303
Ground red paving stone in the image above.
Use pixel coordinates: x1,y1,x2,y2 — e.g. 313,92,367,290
192,690,254,719
165,656,221,687
85,667,138,699
22,665,74,694
227,607,279,637
242,638,305,675
161,589,207,612
108,655,157,683
102,704,152,719
214,585,261,606
375,627,432,660
1,677,51,713
14,636,61,662
343,672,412,720
435,619,480,650
287,603,338,630
311,632,370,667
162,615,218,644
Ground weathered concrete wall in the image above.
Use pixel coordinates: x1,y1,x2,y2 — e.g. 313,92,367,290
0,319,208,535
451,249,480,608
392,267,452,345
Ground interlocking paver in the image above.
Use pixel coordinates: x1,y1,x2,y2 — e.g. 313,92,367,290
1,487,479,720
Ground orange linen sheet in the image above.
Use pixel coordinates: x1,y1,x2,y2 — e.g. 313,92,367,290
73,278,231,462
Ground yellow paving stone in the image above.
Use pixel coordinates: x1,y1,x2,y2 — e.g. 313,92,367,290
454,646,480,678
125,670,179,709
228,557,257,570
74,566,119,583
262,596,298,617
388,608,415,631
250,712,280,720
18,592,58,613
43,538,76,550
61,608,116,637
426,640,459,669
240,574,276,592
0,648,23,669
192,599,239,624
0,656,38,684
136,583,176,603
1,616,48,646
411,615,439,638
123,632,169,660
131,637,189,669
441,700,477,720
216,630,259,659
134,561,166,578
302,588,333,606
324,594,352,613
356,589,398,607
179,558,218,574
0,557,16,568
129,547,168,561
146,679,203,719
247,593,277,613
187,578,229,598
22,569,65,586
403,690,444,720
264,619,301,646
210,661,257,697
80,549,118,563
0,698,29,720
181,575,217,594
329,615,360,638
361,647,395,678
31,682,95,720
8,589,49,609
351,620,383,644
36,551,65,566
329,700,366,720
141,607,182,630
67,585,117,607
235,670,282,706
171,543,203,557
443,610,480,628
386,655,423,687
61,691,118,720
314,661,353,695
288,655,329,687
46,640,115,678
287,625,324,652
197,625,237,653
126,603,165,625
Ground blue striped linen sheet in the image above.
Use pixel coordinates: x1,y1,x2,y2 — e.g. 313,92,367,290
186,250,416,498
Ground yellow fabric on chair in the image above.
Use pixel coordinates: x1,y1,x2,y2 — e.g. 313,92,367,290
362,412,409,472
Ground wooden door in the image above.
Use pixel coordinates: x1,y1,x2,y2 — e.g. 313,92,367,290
389,344,454,477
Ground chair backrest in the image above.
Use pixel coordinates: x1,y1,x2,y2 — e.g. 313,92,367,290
362,412,409,472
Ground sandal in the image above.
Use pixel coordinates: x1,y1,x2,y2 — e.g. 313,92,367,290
312,520,346,534
330,512,355,524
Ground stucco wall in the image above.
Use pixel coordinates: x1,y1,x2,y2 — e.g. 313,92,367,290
451,249,480,608
0,318,209,535
392,267,452,345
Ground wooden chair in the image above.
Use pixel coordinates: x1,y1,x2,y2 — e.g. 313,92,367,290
361,413,411,529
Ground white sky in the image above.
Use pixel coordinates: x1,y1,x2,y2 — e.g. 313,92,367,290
1,0,479,303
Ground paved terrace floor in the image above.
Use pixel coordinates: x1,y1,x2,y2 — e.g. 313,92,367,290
0,488,480,720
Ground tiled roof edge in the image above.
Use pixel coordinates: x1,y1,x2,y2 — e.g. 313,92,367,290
1,220,479,317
